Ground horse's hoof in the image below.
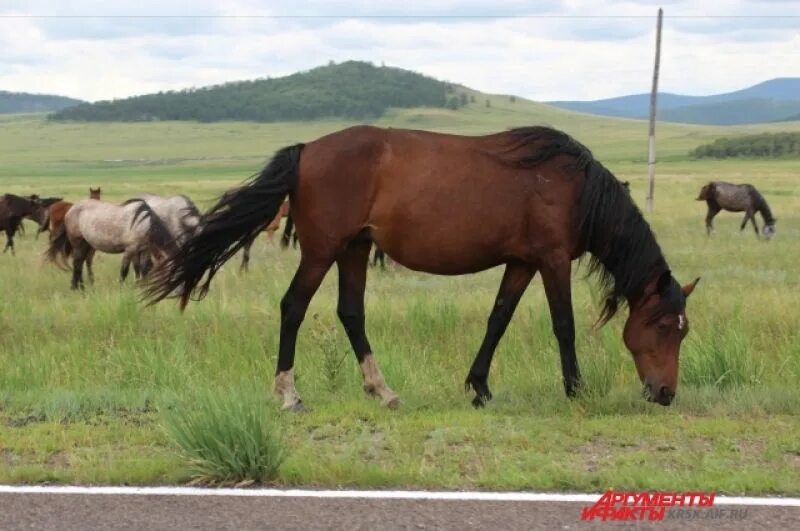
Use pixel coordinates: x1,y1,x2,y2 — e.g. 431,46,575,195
383,395,401,410
471,395,488,409
282,400,305,413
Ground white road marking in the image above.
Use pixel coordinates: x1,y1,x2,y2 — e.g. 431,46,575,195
0,486,799,506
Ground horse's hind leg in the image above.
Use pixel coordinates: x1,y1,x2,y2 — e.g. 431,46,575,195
274,257,333,411
240,237,252,272
466,262,534,407
120,251,134,283
337,239,399,408
3,224,17,255
71,241,90,290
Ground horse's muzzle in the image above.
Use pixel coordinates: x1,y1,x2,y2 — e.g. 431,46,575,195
643,383,675,406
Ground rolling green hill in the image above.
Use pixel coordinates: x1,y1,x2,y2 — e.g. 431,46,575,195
50,61,464,123
0,91,83,114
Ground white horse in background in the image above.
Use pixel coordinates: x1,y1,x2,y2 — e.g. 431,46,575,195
46,198,178,290
131,193,202,277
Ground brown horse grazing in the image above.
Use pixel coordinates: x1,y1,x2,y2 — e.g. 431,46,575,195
147,126,700,410
239,200,290,271
0,194,43,254
697,181,776,239
48,188,101,239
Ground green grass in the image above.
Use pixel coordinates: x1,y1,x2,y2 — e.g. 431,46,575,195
1,106,799,493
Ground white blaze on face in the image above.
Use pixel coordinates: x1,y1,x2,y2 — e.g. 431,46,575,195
678,314,686,331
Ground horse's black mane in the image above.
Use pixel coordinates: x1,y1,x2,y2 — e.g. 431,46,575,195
505,127,677,323
747,186,775,225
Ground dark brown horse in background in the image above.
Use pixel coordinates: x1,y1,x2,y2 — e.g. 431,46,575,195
148,126,699,411
48,188,101,239
0,194,43,255
22,196,64,238
239,200,290,271
697,181,776,239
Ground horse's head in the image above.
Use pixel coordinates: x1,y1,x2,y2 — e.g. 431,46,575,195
623,271,700,406
89,187,101,199
763,220,777,240
696,184,711,201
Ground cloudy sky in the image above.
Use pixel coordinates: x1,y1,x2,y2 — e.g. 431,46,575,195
1,1,798,102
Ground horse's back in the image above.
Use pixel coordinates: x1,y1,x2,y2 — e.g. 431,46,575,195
295,126,584,273
67,199,143,253
709,181,753,211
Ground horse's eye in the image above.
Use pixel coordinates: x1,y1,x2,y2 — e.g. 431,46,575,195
656,322,670,334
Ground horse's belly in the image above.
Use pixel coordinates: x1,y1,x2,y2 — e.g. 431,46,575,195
76,218,127,253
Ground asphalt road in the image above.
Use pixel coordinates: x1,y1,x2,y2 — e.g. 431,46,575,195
2,492,799,530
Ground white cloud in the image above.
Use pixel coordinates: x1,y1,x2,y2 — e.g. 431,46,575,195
0,1,798,101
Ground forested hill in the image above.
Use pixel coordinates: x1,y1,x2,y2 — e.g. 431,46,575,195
50,62,456,122
0,91,84,114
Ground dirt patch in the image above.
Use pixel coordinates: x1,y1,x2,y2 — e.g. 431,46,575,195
5,413,47,428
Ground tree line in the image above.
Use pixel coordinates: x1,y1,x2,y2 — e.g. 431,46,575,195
691,132,800,158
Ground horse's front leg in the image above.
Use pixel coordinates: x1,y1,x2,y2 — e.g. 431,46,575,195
541,252,580,398
85,248,96,284
749,214,760,238
705,204,719,235
466,262,534,407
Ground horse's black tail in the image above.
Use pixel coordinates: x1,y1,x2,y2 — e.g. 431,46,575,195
45,222,72,270
281,212,295,249
126,199,180,261
145,143,305,308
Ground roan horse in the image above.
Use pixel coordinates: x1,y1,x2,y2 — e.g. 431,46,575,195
47,198,177,289
0,194,43,254
147,126,700,410
697,181,776,239
132,193,202,278
48,188,102,238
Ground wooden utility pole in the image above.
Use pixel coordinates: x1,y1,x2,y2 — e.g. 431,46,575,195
646,8,663,213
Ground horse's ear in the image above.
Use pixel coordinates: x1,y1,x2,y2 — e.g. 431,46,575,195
682,277,700,298
657,270,672,295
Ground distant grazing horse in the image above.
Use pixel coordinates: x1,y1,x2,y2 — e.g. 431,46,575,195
147,126,699,411
21,196,64,238
47,198,177,289
239,200,290,271
0,194,42,254
48,188,102,239
697,181,776,239
131,193,202,278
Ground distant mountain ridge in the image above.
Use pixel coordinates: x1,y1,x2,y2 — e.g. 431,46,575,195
50,61,465,123
0,91,84,114
548,78,800,125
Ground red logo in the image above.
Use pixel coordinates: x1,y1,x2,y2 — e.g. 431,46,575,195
581,490,716,522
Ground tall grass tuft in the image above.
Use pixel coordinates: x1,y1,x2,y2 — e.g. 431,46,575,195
162,389,286,486
682,324,764,389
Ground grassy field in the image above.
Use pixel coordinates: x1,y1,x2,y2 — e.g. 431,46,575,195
1,99,800,493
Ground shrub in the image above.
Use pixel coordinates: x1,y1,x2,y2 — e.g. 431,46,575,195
163,389,286,485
